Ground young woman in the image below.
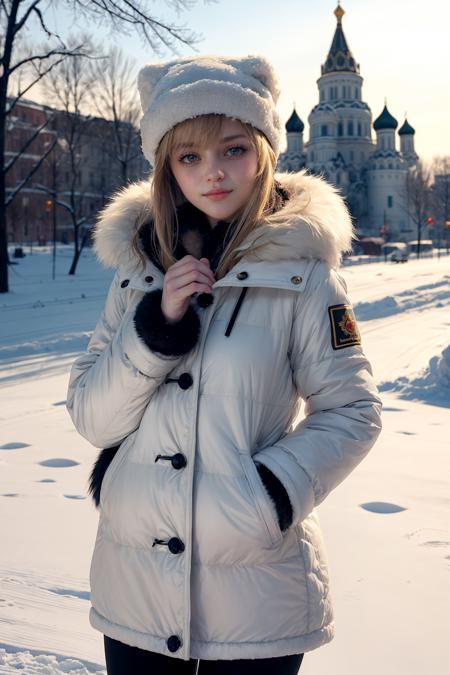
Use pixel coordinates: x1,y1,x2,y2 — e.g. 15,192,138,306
66,54,382,674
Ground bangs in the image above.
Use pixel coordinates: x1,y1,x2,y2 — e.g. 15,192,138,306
167,114,255,156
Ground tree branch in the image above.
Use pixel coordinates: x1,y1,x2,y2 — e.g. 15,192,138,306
5,137,57,208
32,5,60,40
0,0,10,20
6,57,67,112
71,0,203,51
10,47,86,74
13,1,42,36
4,114,55,175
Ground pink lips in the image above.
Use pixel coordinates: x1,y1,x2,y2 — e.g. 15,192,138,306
203,190,232,201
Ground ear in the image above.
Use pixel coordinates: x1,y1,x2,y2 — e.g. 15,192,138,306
230,54,281,104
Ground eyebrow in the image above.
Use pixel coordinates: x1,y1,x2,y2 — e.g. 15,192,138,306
175,134,248,150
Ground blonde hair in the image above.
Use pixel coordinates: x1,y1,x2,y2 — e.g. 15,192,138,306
132,113,280,280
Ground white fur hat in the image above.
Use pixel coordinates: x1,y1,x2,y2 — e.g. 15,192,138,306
137,54,282,166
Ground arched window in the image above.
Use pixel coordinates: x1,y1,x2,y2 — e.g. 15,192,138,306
387,195,393,208
338,122,343,136
357,122,362,136
321,124,328,136
348,120,354,136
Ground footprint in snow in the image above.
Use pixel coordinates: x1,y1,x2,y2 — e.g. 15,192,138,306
382,407,405,412
421,540,450,548
39,458,79,468
360,501,407,514
0,442,30,450
405,530,450,556
396,430,417,435
1,493,19,497
37,479,56,483
48,587,90,600
52,400,67,407
64,494,86,500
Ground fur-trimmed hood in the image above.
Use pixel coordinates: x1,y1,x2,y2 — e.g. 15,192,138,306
92,168,355,272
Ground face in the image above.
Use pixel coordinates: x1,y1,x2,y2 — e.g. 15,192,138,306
169,118,258,228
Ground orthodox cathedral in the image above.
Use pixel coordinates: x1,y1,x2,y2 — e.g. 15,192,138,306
277,2,419,240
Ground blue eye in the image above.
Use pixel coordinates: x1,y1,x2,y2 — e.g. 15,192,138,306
179,153,198,164
178,146,247,164
226,146,246,156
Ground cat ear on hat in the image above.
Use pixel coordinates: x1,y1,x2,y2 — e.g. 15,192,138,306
137,59,181,112
229,54,281,105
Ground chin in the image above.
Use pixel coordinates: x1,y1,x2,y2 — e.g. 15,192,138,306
201,207,229,219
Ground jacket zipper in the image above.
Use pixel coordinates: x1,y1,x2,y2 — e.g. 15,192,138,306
224,286,248,337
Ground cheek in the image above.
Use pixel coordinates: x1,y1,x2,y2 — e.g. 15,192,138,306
239,154,258,180
237,159,258,193
171,166,194,194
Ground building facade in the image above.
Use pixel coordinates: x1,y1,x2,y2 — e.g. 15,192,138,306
278,2,419,241
5,97,148,245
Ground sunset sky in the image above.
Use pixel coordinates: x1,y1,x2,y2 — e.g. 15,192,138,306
35,0,449,166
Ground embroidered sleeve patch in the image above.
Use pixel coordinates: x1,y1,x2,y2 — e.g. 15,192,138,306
328,304,361,350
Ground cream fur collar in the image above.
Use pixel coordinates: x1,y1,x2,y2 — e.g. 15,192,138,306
92,169,355,271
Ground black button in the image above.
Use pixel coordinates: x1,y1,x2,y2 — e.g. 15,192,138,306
197,292,214,308
168,537,185,554
178,373,193,390
171,453,187,470
167,634,182,652
236,271,248,280
144,275,154,283
120,279,130,288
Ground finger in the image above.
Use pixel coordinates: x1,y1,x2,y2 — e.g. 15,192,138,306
199,258,216,282
169,258,215,285
167,267,214,293
186,280,215,296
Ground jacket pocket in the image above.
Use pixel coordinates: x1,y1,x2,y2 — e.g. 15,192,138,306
238,452,283,548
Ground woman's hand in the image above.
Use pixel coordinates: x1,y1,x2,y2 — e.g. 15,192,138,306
161,255,215,324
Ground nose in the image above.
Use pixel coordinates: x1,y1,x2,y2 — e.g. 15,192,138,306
204,155,225,182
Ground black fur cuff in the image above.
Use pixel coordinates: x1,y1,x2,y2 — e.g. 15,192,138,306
133,288,201,356
256,462,293,531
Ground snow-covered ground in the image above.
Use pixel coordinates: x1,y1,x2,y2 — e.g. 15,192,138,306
1,246,449,674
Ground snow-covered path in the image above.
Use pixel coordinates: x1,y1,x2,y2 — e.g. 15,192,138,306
1,248,449,674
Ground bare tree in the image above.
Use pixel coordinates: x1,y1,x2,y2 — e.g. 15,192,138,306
43,40,99,275
430,156,450,254
0,0,213,293
88,46,143,183
399,160,433,258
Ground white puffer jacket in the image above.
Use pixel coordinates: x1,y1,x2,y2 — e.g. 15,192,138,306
66,169,382,661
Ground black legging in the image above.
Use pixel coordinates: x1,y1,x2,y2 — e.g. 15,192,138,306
104,635,304,674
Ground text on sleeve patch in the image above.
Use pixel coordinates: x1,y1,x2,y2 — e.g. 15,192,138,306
328,304,361,350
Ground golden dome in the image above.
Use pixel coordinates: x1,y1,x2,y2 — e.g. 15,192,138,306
334,3,345,22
